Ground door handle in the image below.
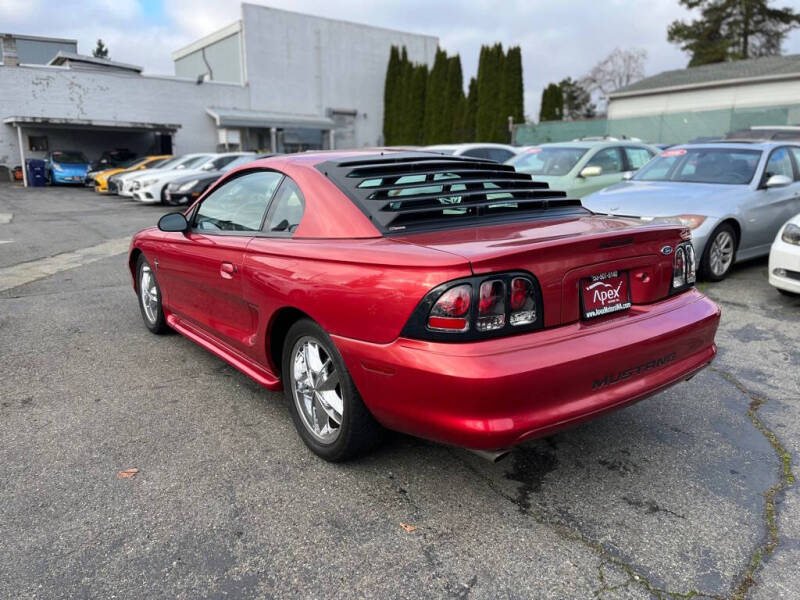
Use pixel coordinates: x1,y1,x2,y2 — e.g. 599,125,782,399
220,262,236,279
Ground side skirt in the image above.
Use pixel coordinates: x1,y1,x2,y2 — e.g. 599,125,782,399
166,314,282,391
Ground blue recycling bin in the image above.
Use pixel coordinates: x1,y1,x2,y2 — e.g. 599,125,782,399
25,159,46,187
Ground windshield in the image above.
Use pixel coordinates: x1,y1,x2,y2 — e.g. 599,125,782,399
175,155,211,170
635,148,762,185
52,151,88,164
507,147,587,176
119,157,146,169
221,155,256,172
144,158,168,169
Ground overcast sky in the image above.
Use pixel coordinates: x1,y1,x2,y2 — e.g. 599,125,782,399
2,0,800,119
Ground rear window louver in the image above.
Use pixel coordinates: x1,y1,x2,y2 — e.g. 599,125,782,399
316,153,587,233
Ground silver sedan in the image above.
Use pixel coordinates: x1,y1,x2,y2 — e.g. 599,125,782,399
582,142,800,280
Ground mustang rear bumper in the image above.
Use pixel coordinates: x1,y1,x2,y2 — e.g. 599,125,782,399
333,289,720,450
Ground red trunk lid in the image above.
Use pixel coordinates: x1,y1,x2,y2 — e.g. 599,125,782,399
395,215,688,327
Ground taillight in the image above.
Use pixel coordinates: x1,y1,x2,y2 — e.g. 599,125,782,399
427,284,471,331
509,277,537,325
477,280,505,331
671,241,696,292
402,272,543,342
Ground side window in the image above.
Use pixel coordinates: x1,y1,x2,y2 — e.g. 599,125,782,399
624,147,654,170
194,170,283,233
207,155,238,171
766,148,794,179
461,148,490,159
586,147,624,174
264,177,305,235
486,148,514,163
790,148,800,181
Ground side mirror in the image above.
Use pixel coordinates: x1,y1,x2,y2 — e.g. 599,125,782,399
579,165,602,178
622,171,635,180
158,212,189,233
765,174,792,188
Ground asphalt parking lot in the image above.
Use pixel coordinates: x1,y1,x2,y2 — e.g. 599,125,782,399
1,183,798,600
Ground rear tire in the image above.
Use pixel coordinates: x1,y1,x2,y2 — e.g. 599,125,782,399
282,319,383,461
700,223,737,281
136,254,168,334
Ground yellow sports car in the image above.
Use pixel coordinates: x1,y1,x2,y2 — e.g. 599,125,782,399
92,155,172,193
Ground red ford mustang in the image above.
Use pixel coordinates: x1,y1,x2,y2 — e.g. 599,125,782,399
129,151,720,461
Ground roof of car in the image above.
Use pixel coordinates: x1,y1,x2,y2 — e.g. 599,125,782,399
674,141,799,151
526,141,650,150
424,143,517,151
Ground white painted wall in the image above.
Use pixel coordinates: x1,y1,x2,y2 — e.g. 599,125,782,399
608,78,800,119
0,64,250,168
241,3,438,147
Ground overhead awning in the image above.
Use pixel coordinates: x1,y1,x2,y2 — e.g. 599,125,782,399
3,116,180,132
206,107,335,130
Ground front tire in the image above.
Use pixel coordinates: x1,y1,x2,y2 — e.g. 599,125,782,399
282,319,383,461
701,223,737,281
136,254,168,334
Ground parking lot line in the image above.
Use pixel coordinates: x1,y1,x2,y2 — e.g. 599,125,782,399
0,236,130,292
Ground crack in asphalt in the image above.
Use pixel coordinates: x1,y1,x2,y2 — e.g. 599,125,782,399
446,362,796,600
710,367,796,600
448,449,718,600
451,366,795,600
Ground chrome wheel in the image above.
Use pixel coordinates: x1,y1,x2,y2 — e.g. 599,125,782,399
709,230,734,277
290,336,343,443
139,264,159,324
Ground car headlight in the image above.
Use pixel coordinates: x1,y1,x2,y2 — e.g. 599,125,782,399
53,163,63,171
782,223,800,246
674,214,707,229
140,178,158,188
178,180,199,192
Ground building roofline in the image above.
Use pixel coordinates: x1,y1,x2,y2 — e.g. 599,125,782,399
239,2,439,42
609,71,800,100
171,20,242,61
1,32,77,45
47,51,143,73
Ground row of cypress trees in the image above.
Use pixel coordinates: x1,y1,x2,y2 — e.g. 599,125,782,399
382,44,523,146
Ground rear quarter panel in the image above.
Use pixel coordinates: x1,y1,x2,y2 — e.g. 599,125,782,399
242,237,472,365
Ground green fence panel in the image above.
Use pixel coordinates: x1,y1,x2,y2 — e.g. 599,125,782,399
514,103,800,145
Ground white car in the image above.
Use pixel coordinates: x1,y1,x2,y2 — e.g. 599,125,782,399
769,213,800,296
115,154,213,197
423,143,520,163
131,153,251,204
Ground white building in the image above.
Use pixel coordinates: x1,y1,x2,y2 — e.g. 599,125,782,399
607,54,800,123
0,3,438,180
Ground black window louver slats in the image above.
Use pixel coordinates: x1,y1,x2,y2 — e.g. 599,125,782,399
316,153,587,233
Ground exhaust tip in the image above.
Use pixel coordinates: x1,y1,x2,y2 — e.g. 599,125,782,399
467,448,511,463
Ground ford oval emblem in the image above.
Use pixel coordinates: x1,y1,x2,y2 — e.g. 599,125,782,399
661,245,673,256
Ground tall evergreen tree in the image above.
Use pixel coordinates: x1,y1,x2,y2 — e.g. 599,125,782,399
383,46,401,144
668,0,800,66
423,48,449,144
408,64,428,145
397,47,414,144
539,83,564,122
445,55,465,142
456,77,479,142
506,46,524,124
476,43,507,142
